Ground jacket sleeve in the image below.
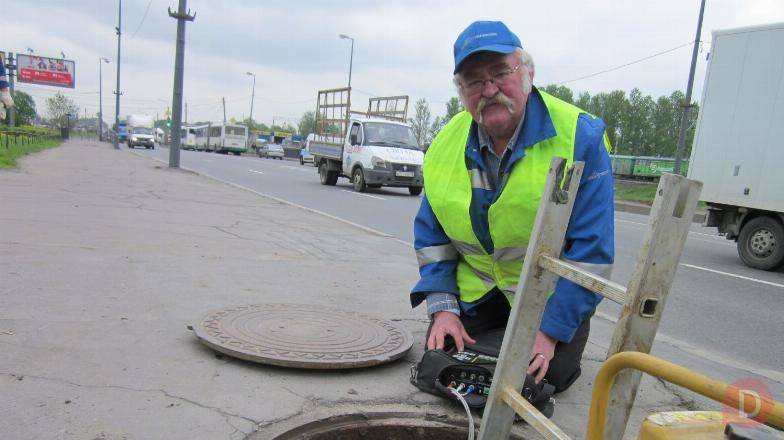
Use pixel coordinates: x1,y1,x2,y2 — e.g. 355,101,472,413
540,114,615,343
0,60,8,90
410,194,460,308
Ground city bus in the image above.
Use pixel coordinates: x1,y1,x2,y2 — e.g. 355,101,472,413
193,123,247,155
179,126,198,150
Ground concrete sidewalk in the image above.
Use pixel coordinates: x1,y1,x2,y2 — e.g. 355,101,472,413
1,140,687,439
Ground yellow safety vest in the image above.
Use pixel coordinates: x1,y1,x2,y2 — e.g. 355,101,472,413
423,91,582,304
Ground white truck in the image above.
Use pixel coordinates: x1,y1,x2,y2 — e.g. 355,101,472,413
126,114,156,149
688,22,784,270
310,88,424,195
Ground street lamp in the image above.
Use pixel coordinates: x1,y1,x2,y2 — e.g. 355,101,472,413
339,34,354,89
246,71,255,127
99,57,110,141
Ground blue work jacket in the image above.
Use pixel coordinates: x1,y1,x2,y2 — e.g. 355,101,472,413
411,88,615,343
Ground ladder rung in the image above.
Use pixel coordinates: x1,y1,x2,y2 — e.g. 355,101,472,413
538,255,628,305
500,386,572,440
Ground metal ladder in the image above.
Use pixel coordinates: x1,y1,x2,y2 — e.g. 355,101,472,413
477,157,702,440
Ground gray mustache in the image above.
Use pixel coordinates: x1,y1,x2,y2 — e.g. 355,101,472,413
477,92,515,114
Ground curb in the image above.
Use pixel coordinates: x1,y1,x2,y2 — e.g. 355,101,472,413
615,200,706,224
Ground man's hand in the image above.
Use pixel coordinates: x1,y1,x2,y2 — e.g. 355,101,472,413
427,311,476,352
527,330,557,383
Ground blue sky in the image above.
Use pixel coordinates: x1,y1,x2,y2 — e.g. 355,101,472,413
7,0,784,126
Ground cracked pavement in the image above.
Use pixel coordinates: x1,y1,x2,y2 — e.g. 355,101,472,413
1,140,690,439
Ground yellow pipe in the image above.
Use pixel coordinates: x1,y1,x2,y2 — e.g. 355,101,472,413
586,352,784,440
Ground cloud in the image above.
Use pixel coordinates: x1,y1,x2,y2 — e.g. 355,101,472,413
7,0,784,124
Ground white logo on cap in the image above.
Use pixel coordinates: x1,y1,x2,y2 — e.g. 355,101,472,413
462,32,499,49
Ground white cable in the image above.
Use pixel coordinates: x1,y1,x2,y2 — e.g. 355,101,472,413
448,388,475,440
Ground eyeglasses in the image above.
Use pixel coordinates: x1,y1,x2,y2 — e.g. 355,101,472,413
460,63,522,95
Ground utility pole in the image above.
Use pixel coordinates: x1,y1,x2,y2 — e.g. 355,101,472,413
246,71,255,126
167,0,196,168
7,53,16,127
222,97,226,125
339,34,355,89
673,0,706,176
184,101,188,125
99,58,109,141
113,0,123,150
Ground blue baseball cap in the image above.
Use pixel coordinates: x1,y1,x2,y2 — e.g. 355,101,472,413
453,21,522,74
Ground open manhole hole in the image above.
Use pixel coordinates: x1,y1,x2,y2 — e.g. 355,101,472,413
267,412,527,440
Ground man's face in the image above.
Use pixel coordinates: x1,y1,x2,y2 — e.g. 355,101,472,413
458,52,530,136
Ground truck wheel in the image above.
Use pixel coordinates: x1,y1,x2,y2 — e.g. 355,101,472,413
352,168,367,192
408,186,423,196
737,216,784,270
319,162,338,186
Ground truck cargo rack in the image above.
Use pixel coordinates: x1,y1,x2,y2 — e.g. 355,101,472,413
315,87,351,145
366,95,409,122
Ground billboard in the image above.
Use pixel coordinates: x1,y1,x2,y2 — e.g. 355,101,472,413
16,54,75,88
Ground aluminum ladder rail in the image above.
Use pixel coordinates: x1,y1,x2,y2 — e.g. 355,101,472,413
477,157,702,440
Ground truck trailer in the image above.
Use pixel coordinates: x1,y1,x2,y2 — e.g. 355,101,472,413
310,87,424,195
688,22,784,270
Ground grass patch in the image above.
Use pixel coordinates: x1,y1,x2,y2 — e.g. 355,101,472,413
614,180,658,204
615,179,707,211
0,130,62,169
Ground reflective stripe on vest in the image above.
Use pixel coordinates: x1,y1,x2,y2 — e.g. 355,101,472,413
424,91,584,304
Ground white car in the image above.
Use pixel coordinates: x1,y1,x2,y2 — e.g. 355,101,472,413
258,143,284,160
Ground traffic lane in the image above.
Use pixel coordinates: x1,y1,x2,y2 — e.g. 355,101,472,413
237,158,422,242
604,213,783,371
140,148,423,241
614,211,784,283
141,149,782,294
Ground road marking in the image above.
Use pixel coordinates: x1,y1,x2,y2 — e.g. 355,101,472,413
281,165,312,173
594,312,784,384
616,218,729,243
248,169,264,175
679,263,784,289
341,190,386,200
687,237,734,247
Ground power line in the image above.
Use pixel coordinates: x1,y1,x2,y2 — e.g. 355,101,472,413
557,41,695,85
130,0,154,39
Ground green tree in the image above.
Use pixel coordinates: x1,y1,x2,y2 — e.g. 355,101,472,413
599,90,628,153
9,90,36,126
409,98,432,147
427,116,442,149
298,111,315,138
650,93,680,157
444,97,464,122
242,117,260,132
622,88,655,155
541,84,574,104
46,92,79,129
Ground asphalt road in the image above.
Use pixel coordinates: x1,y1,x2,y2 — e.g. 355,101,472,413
136,146,783,381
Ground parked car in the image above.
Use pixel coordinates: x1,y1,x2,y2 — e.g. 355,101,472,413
258,143,285,160
299,147,314,165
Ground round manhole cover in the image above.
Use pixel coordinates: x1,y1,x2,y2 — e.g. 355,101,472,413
192,304,413,369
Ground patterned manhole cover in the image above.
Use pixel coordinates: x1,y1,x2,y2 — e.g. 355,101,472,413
192,304,413,369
